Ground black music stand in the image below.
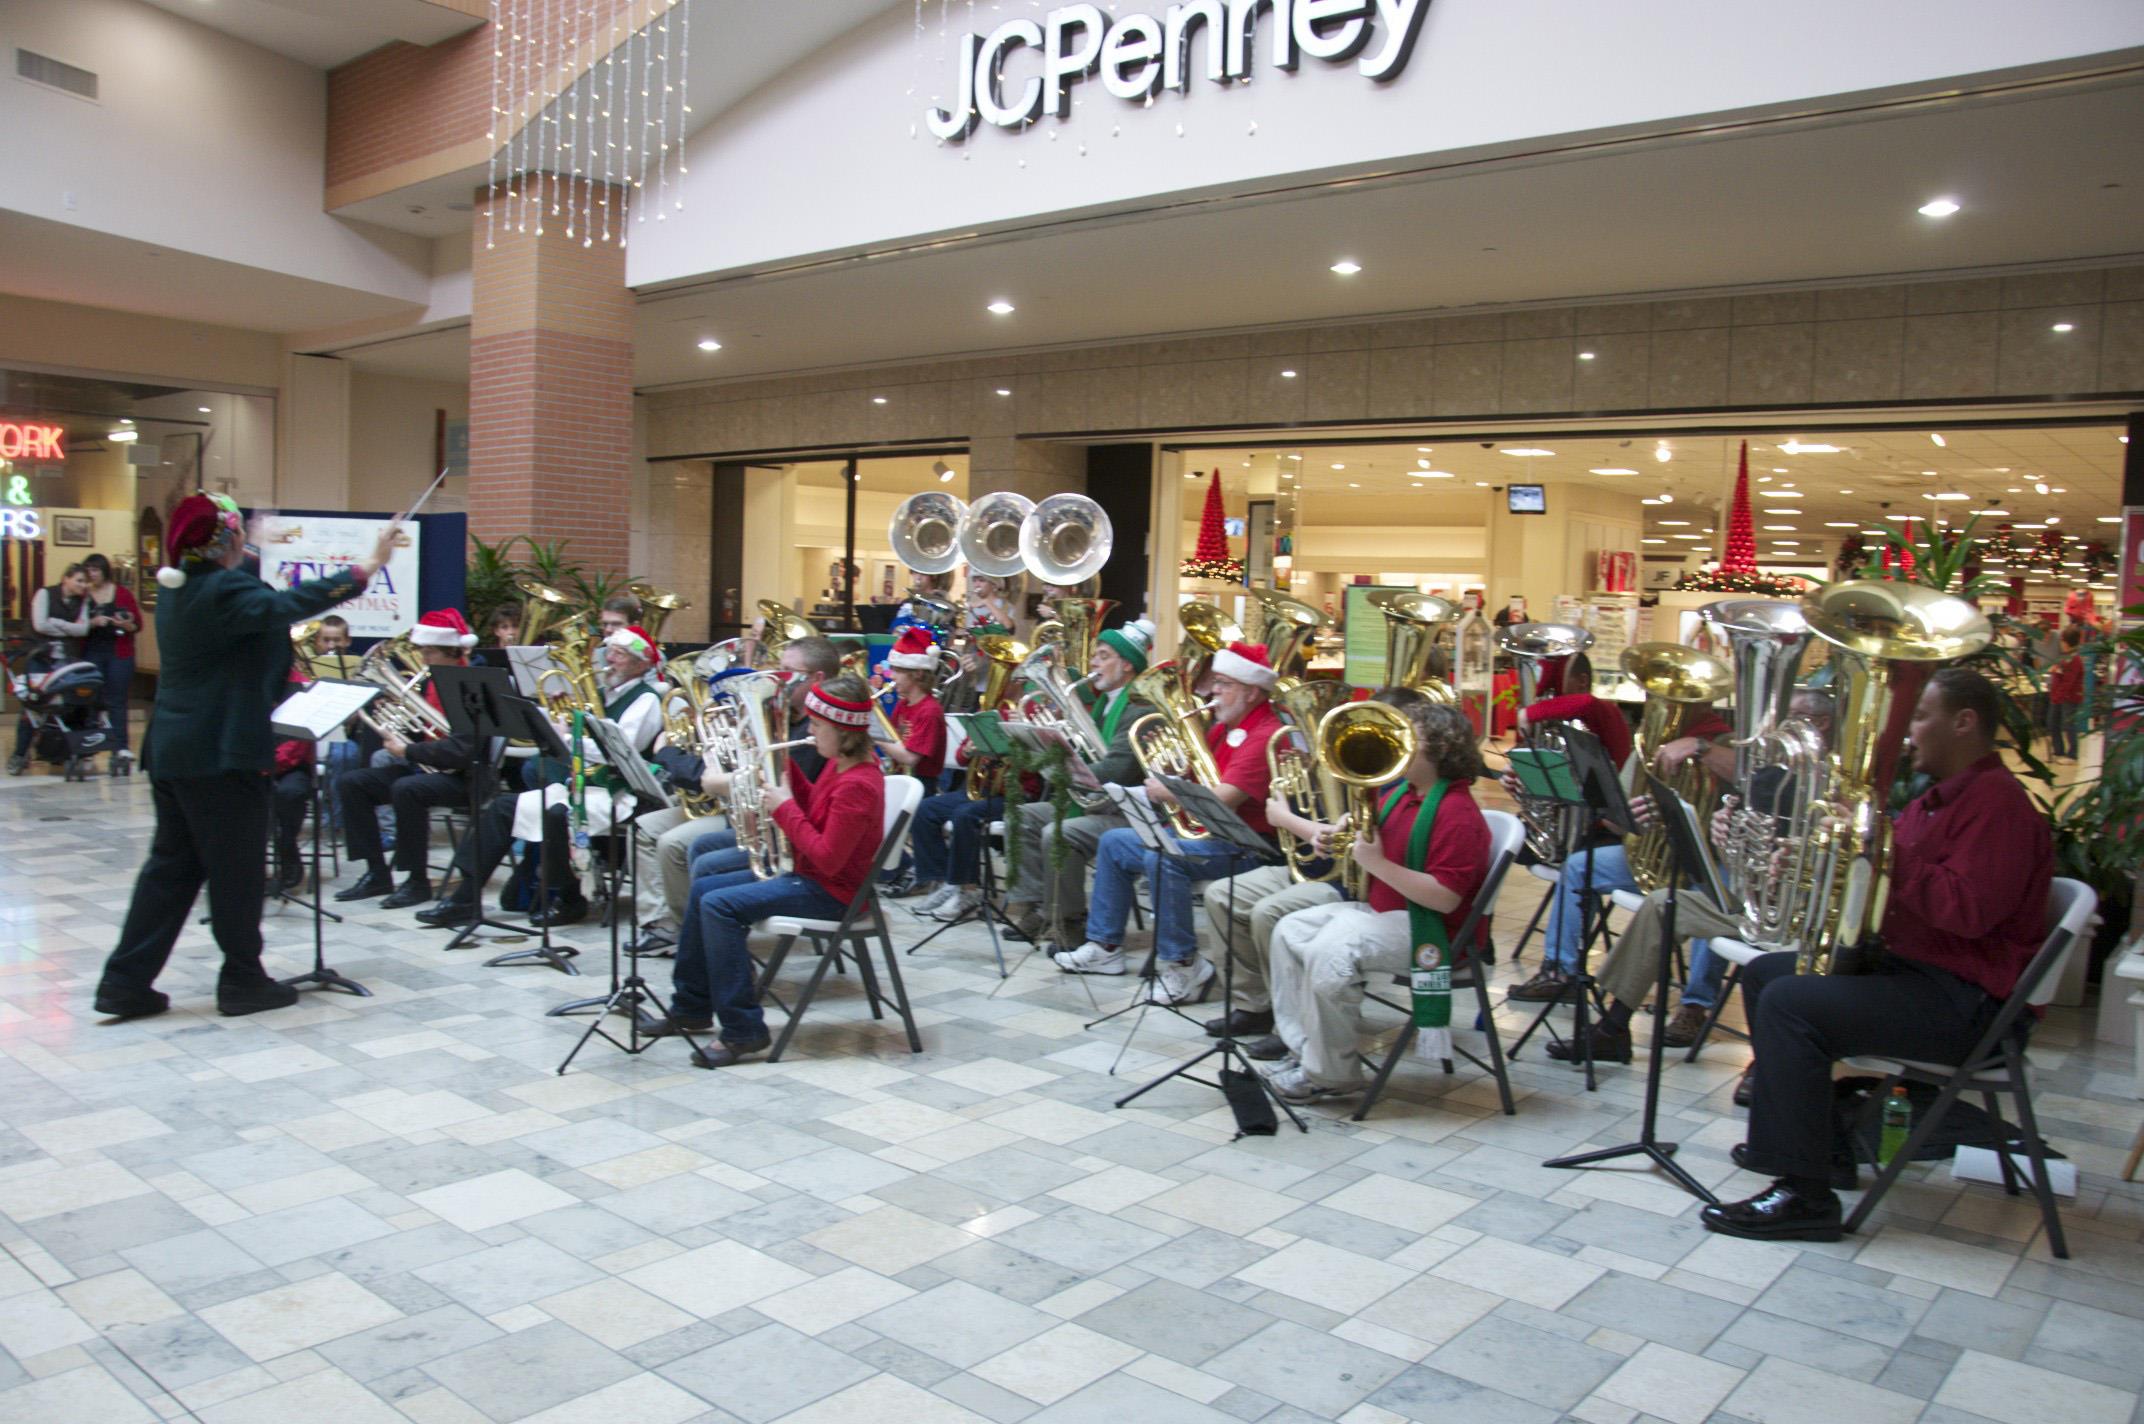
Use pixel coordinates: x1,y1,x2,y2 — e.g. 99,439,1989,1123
1079,782,1181,1036
907,712,1025,978
430,666,579,978
1506,726,1630,1090
271,680,379,998
1113,777,1305,1137
1545,773,1719,1205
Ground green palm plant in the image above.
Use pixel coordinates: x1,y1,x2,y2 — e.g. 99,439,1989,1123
466,533,526,634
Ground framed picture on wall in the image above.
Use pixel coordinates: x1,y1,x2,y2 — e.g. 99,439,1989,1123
54,515,93,547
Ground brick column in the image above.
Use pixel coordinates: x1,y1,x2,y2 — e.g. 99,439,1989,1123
469,179,633,571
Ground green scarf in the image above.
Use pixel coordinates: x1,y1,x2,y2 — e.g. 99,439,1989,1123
1378,780,1453,1035
1096,685,1133,748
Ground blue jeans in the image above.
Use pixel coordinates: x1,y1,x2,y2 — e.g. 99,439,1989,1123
671,868,843,1042
912,792,1000,886
84,651,133,752
1683,939,1725,1010
1547,842,1638,973
690,828,748,879
1086,825,1265,964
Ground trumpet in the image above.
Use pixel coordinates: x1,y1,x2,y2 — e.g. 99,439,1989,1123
1267,678,1353,883
1128,663,1222,838
1316,699,1419,901
354,632,451,741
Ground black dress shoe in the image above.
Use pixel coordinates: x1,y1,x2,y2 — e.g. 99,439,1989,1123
93,987,170,1021
1546,1026,1634,1064
1203,1007,1276,1039
1701,1180,1843,1242
1241,1033,1291,1061
217,977,300,1016
275,854,305,892
1733,1066,1755,1108
415,897,478,928
1506,966,1572,1002
379,878,434,910
334,868,395,902
691,1033,772,1068
1732,1142,1857,1190
529,896,589,928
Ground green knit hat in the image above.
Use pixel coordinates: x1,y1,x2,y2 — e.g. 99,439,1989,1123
1097,618,1157,673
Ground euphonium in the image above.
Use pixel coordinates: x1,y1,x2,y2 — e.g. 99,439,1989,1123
1786,580,1992,974
1247,587,1331,684
629,582,687,642
1267,678,1353,883
757,599,818,660
723,674,809,879
1496,621,1596,861
1371,591,1460,701
1127,662,1223,838
289,621,355,681
1316,699,1419,901
1620,642,1736,894
660,653,721,817
516,578,579,646
354,632,451,741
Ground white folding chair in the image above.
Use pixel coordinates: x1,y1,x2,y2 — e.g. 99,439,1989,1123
1682,934,1771,1060
755,774,926,1063
1841,877,2097,1258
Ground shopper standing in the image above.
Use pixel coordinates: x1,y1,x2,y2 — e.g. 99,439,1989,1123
2045,624,2084,762
79,553,143,773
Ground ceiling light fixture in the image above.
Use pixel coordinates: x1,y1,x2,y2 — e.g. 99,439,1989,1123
1918,197,1961,217
1763,524,1798,531
1420,471,1455,479
197,405,211,413
2034,481,2050,495
2050,322,2074,333
1502,447,1555,457
1654,442,1672,463
1929,432,1947,447
1279,369,1298,379
1658,520,1690,527
1777,440,1839,455
1577,351,1595,361
986,299,1015,315
1331,463,1346,470
2100,515,2122,524
1642,538,1667,545
107,428,139,443
1925,492,1971,501
1824,521,1859,528
995,388,1012,396
872,396,888,405
1329,260,1362,275
696,338,722,352
932,460,956,482
1589,467,1638,476
1763,507,1803,515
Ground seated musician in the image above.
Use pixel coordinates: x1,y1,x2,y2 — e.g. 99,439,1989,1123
334,610,477,908
598,592,643,637
1002,620,1156,944
645,676,887,1068
1549,690,1835,1070
875,625,948,787
415,627,667,929
1250,694,1491,1102
477,603,523,668
1507,694,1734,1005
1705,669,2051,1241
1053,642,1283,1006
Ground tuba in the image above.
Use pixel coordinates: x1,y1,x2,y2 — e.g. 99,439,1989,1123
962,632,1031,797
1267,678,1354,883
1247,587,1331,684
354,632,452,741
1620,642,1736,893
1497,621,1596,860
515,578,580,646
1019,493,1112,587
1128,662,1223,837
1176,601,1243,693
290,621,355,681
959,491,1035,579
533,613,606,720
1039,597,1116,677
1785,581,1992,974
628,582,687,642
1701,599,1822,938
1316,700,1419,901
660,651,724,817
1371,591,1460,701
1012,641,1113,811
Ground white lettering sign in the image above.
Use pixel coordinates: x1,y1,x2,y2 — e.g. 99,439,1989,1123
258,514,421,639
926,0,1430,141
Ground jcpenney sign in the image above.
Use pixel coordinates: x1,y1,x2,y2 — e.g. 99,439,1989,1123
925,0,1430,142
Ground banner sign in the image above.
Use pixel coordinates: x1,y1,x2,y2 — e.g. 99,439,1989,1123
258,514,419,638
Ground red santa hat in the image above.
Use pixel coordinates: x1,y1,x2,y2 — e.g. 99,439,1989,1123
886,626,941,671
1209,640,1278,689
155,493,243,588
604,624,662,665
410,608,478,650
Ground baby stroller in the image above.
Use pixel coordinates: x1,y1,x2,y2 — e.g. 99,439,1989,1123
7,643,112,781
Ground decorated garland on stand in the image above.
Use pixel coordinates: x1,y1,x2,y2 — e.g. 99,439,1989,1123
1179,469,1246,583
1670,567,1816,597
1671,439,1813,597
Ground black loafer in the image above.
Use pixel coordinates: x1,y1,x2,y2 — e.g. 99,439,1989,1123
218,978,300,1017
1700,1181,1843,1242
1241,1033,1291,1061
415,898,478,928
1546,1027,1634,1064
1733,1066,1755,1108
1506,967,1572,1003
94,988,170,1021
691,1033,772,1068
334,869,395,902
529,897,589,929
379,878,434,910
1203,1007,1276,1039
1732,1142,1857,1191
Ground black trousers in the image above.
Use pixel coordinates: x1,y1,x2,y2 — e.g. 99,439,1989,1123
101,772,274,993
338,764,464,875
457,791,579,899
1742,949,1998,1181
272,768,311,857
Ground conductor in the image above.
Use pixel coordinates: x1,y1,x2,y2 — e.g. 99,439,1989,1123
93,494,401,1020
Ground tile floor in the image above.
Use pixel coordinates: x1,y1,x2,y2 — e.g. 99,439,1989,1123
0,767,2140,1424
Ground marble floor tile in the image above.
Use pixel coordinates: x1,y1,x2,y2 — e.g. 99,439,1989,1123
195,1273,403,1362
656,1322,875,1422
1931,1347,2135,1424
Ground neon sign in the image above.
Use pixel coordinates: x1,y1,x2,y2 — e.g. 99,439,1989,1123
0,421,65,463
0,510,43,539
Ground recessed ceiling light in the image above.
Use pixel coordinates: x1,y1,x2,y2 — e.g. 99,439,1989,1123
872,396,888,405
1654,442,1672,463
1419,471,1455,479
1329,260,1362,275
1918,197,1961,217
2006,487,2023,493
2050,322,2074,333
2100,515,2122,523
1763,524,1799,531
120,418,134,425
197,405,211,413
1347,482,1360,488
2046,515,2061,525
1279,369,1298,379
1286,454,1301,461
1474,481,1490,487
1838,488,1854,495
1777,441,1839,455
1980,508,2010,515
1641,497,1665,506
1577,351,1595,361
1416,447,1432,453
1763,507,1803,515
1924,492,1971,501
1502,447,1555,458
1331,463,1346,470
1672,534,1706,541
986,299,1015,315
2034,481,2050,494
1642,538,1667,545
1772,467,1789,473
1929,432,1947,447
1589,467,1638,475
108,428,139,443
1417,458,1431,468
1658,520,1691,527
696,338,722,351
1824,521,1860,528
995,387,1012,396
2051,486,2067,493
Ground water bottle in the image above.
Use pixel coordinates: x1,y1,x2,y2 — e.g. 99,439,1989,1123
1878,1086,1912,1167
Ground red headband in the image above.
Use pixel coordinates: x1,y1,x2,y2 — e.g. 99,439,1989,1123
803,686,872,728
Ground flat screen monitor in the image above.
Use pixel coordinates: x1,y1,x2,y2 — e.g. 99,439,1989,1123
1507,483,1546,515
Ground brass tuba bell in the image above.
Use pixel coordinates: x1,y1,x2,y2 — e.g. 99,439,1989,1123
515,578,580,647
628,582,687,642
1246,586,1331,684
1316,700,1419,900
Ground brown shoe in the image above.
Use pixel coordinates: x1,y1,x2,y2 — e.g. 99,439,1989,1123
1506,966,1571,1003
1661,1002,1710,1048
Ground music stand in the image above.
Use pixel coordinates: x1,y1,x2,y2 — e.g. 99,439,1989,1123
430,666,579,977
1112,776,1306,1137
555,716,704,1068
1544,772,1719,1205
907,712,1026,977
271,680,380,998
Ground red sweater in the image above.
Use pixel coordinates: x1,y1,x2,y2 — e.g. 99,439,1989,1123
1522,693,1634,770
773,758,885,906
1885,753,2052,1001
2047,655,2083,705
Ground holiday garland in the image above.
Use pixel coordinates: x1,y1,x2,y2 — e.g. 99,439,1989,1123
1672,568,1814,597
1180,468,1246,582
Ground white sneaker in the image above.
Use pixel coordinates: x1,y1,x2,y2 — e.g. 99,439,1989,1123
1144,955,1216,1006
1051,941,1127,975
913,884,960,916
927,887,983,922
1265,1064,1362,1103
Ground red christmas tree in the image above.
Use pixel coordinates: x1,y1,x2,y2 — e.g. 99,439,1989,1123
1180,469,1244,581
1719,440,1757,574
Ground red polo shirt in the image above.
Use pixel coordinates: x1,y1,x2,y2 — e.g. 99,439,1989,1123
1367,780,1491,938
1885,752,2052,1001
1206,699,1282,835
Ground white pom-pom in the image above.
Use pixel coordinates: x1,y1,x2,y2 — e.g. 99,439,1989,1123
156,566,186,589
460,634,477,649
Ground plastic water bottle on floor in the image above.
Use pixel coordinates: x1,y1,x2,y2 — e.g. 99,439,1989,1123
1878,1086,1912,1167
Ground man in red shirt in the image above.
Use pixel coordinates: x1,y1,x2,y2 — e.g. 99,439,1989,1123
1053,642,1284,1006
1254,696,1492,1103
1704,668,2053,1241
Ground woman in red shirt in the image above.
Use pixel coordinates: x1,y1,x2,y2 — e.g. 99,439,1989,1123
653,675,887,1067
2045,624,2084,761
80,554,143,771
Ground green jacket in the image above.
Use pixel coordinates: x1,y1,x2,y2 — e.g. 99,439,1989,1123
143,562,368,778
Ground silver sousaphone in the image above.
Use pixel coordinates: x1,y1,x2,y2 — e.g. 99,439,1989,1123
888,490,968,575
959,491,1035,579
1019,493,1112,586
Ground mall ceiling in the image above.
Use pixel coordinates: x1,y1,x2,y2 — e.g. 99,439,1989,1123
134,0,483,70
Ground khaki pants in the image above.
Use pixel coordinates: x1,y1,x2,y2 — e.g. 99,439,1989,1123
1004,800,1123,923
1594,887,1742,1010
1269,901,1415,1089
1201,865,1342,1011
633,805,725,928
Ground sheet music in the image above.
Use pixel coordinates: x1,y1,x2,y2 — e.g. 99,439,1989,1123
504,645,562,699
272,680,380,742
